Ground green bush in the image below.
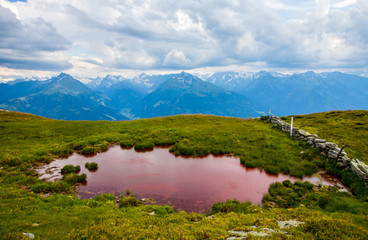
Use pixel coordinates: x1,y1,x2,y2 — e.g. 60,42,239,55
32,182,52,193
97,141,109,151
62,173,87,184
244,160,257,168
134,142,154,151
210,200,253,214
85,162,98,171
303,219,368,240
36,155,53,164
302,162,318,176
60,165,80,174
50,146,73,158
119,140,135,148
52,181,70,193
81,146,97,155
95,193,115,202
120,195,139,207
289,167,304,178
73,141,88,151
265,165,280,175
0,153,21,167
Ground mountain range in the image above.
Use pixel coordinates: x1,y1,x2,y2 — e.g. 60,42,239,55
0,71,367,120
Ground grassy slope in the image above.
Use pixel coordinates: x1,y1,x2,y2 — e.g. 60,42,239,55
0,110,367,239
284,110,368,163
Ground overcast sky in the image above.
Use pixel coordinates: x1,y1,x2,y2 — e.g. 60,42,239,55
0,0,367,79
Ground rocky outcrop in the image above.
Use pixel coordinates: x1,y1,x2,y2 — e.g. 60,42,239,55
227,227,288,239
278,220,305,229
262,116,368,186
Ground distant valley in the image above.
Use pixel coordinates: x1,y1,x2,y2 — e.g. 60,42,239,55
0,71,367,120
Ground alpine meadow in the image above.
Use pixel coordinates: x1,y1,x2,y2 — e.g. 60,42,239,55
1,0,368,239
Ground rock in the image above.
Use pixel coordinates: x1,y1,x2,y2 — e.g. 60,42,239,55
32,223,39,227
328,150,339,159
227,230,270,238
149,211,155,216
350,160,368,182
314,138,326,143
315,142,327,149
227,227,288,239
326,142,337,148
278,220,305,229
298,129,310,137
358,161,368,175
23,233,35,239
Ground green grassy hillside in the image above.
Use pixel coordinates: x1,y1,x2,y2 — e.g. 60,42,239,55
0,110,367,239
284,110,368,164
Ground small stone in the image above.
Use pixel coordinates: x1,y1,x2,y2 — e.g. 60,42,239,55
23,233,35,239
149,211,155,216
32,223,39,227
315,142,326,149
278,220,305,229
314,138,326,143
326,142,337,148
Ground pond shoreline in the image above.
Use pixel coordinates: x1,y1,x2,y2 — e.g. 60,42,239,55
36,145,350,213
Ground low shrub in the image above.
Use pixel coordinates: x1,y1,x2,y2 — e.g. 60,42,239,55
265,165,280,175
134,142,154,151
120,140,135,148
61,165,80,174
210,200,253,214
50,146,73,158
32,182,53,193
97,141,109,151
120,195,139,207
289,167,304,178
262,180,315,208
302,219,368,240
73,141,88,150
36,155,53,164
302,162,318,176
81,146,97,155
62,173,87,184
0,153,21,167
244,160,257,168
85,162,98,171
95,193,115,202
52,181,70,193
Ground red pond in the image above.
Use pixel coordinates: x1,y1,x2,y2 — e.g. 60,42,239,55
37,146,347,213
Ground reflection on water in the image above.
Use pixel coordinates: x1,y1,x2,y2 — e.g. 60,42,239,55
37,145,348,212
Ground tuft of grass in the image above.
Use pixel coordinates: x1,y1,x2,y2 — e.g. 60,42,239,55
210,200,257,214
85,162,98,171
60,164,80,174
62,173,86,184
134,141,154,151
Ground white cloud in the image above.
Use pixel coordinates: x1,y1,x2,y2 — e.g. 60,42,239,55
163,49,191,67
0,0,367,76
316,0,330,15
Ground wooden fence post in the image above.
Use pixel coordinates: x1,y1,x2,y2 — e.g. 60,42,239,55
334,145,345,164
290,117,293,137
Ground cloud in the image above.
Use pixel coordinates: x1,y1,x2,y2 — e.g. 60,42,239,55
0,0,368,75
163,49,191,68
0,4,71,70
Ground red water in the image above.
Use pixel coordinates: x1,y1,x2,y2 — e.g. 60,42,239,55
37,146,347,213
